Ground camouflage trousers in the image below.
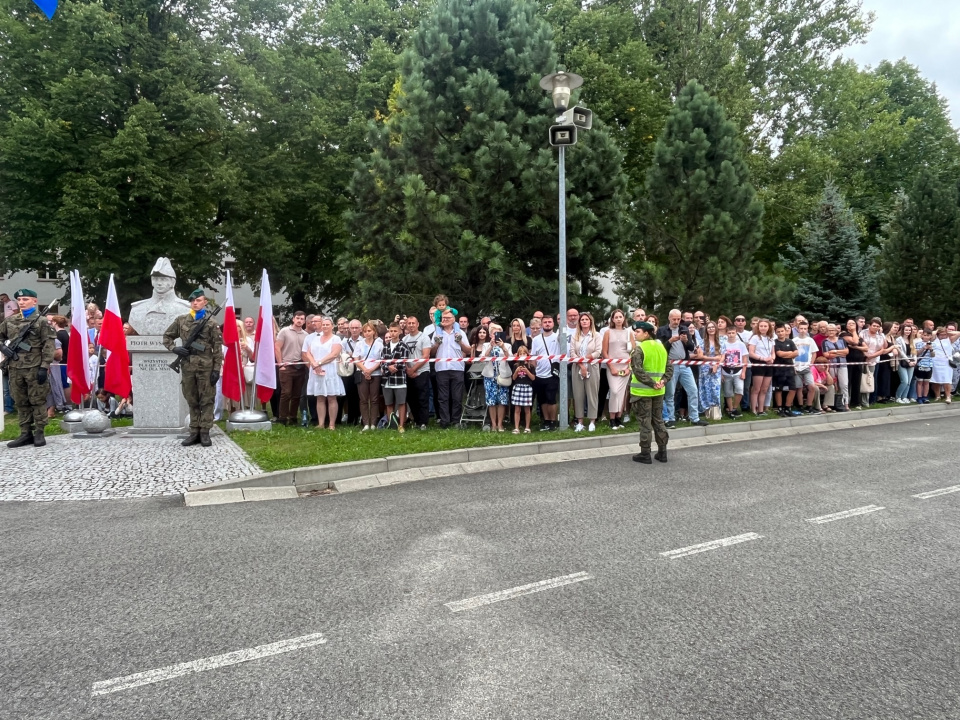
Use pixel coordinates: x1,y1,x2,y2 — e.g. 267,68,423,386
182,369,216,431
9,365,50,434
631,395,668,452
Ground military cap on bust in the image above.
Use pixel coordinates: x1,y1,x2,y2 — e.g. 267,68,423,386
150,257,177,278
13,289,38,299
634,321,655,332
187,288,206,301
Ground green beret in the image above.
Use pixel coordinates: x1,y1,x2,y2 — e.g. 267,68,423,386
13,289,37,299
634,321,655,332
187,288,206,301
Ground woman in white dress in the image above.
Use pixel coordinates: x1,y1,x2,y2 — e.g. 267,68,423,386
302,316,344,429
930,326,960,403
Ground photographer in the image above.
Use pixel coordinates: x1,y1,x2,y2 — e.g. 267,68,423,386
432,308,470,428
656,309,708,428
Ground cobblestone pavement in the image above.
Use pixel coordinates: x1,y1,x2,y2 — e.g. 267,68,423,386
0,427,261,502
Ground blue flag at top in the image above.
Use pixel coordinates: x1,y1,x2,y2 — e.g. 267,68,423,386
32,0,58,19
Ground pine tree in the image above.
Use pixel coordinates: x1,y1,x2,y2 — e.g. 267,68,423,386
878,169,960,322
343,0,630,320
780,180,880,320
622,80,782,315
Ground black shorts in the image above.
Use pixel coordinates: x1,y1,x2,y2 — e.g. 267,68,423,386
751,364,772,377
534,375,560,405
915,367,932,380
772,370,793,392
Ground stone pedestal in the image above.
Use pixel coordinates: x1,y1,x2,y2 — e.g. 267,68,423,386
130,336,188,431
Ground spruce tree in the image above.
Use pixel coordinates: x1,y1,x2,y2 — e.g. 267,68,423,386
344,0,630,319
780,180,880,320
624,80,783,314
878,169,960,322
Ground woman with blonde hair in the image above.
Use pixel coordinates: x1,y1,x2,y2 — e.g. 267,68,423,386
507,317,529,353
747,318,775,415
602,308,634,429
352,321,383,430
570,312,602,432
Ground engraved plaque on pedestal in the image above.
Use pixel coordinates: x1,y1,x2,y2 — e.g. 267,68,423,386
131,337,188,430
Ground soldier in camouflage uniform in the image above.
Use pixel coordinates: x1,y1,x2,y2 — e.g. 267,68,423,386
0,289,56,448
162,289,222,447
629,322,675,464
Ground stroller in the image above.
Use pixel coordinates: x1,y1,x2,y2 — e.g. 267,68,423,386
460,366,489,429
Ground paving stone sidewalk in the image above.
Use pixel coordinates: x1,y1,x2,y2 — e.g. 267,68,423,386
0,427,261,502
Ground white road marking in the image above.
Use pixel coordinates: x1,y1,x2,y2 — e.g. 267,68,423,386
913,484,960,500
659,532,762,559
91,632,328,696
805,505,885,524
445,572,594,612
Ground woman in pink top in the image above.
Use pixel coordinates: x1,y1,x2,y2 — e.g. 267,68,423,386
602,308,634,429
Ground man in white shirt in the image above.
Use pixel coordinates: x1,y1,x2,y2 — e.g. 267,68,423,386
792,319,819,413
531,315,561,430
403,316,433,430
563,308,579,341
432,309,470,428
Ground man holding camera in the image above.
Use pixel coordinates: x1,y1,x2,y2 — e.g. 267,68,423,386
0,289,56,448
432,308,470,428
162,289,223,447
656,308,708,429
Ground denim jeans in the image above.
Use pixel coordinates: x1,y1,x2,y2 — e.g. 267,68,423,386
2,370,13,414
896,365,915,400
663,364,700,422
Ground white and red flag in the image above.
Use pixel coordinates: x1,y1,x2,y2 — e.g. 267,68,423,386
220,270,244,405
253,269,277,404
66,270,92,404
100,274,131,398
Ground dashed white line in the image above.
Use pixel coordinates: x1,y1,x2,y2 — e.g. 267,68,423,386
660,532,762,559
913,485,960,500
445,571,594,612
805,505,885,524
91,632,328,696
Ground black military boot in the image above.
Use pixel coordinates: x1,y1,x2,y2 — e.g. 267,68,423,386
33,429,45,447
182,431,201,447
199,430,212,447
632,450,653,464
655,447,668,463
7,431,34,449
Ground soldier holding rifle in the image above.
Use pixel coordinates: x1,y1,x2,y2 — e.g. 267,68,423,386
163,289,222,447
0,289,56,448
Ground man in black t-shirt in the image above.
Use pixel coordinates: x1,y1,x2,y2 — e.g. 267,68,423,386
773,322,800,416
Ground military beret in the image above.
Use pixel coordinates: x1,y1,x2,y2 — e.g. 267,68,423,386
13,289,38,299
634,321,655,332
187,288,206,301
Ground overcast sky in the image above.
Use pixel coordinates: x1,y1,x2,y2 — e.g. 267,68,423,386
844,0,960,127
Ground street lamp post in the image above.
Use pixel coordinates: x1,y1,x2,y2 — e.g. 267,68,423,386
539,71,586,431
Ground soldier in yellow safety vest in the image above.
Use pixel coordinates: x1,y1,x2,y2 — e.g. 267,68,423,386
629,321,675,464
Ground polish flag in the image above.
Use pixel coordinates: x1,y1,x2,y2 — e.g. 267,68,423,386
100,274,131,398
253,269,277,403
66,270,92,404
220,270,244,404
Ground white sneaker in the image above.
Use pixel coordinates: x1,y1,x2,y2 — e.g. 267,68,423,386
588,421,596,432
623,414,630,423
362,425,370,431
574,423,584,432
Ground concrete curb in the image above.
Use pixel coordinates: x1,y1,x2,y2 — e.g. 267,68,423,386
181,402,960,506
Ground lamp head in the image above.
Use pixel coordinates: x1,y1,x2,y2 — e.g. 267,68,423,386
539,72,584,113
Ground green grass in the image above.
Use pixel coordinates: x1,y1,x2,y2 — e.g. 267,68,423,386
230,399,916,472
1,414,132,440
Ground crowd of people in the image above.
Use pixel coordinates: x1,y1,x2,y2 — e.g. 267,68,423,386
5,288,960,436
216,294,960,435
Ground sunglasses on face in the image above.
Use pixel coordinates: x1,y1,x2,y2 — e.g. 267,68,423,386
735,318,746,322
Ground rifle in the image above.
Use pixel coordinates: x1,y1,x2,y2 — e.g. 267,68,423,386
0,305,49,370
168,305,222,374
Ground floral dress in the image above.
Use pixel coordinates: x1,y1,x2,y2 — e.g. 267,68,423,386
698,340,722,412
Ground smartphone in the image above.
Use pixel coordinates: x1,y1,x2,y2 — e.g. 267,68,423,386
495,331,505,342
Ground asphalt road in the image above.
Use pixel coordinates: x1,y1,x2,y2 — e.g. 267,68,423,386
4,416,960,719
